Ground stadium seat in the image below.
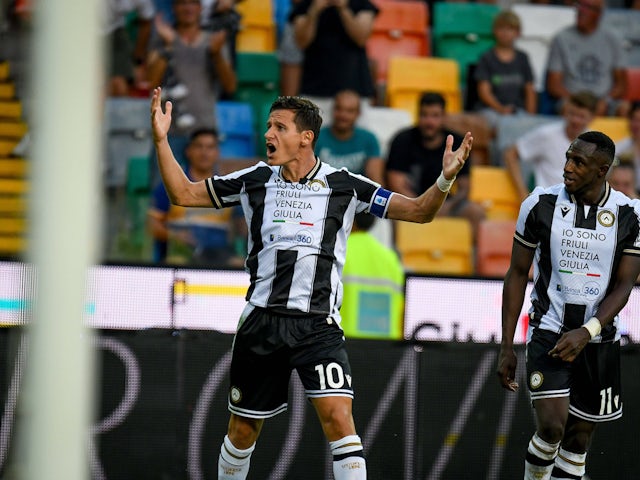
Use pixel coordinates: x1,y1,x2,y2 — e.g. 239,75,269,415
476,219,516,278
105,98,152,189
469,166,520,221
0,121,27,139
236,0,277,52
0,195,25,214
0,100,22,119
0,158,27,177
386,56,462,121
0,61,9,81
395,218,473,276
0,139,18,157
366,0,429,85
0,235,24,254
215,101,257,158
432,3,500,86
357,105,413,158
588,116,629,142
625,67,640,102
512,4,575,92
0,83,15,100
443,112,492,165
0,217,26,234
234,52,280,138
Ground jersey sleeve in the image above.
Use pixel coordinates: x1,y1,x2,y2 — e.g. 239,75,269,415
514,188,543,249
622,201,640,256
205,162,270,209
348,171,394,218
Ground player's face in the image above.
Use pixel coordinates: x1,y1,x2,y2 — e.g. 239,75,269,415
186,134,219,173
332,92,360,134
417,104,444,140
563,139,607,196
264,109,308,166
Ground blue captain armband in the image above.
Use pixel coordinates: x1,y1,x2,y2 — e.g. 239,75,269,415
369,188,393,218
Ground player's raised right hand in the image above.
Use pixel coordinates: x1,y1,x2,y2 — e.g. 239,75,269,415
151,87,172,144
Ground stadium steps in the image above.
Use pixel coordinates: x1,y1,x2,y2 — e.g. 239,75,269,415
0,61,28,257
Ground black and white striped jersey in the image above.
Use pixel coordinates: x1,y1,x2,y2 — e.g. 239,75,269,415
515,183,640,343
205,159,394,318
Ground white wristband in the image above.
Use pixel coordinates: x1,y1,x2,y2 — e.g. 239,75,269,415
582,317,602,339
436,171,455,193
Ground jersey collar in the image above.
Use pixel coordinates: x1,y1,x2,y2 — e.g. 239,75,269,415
279,156,322,184
567,182,611,207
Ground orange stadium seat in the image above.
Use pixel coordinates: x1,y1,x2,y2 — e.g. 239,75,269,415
386,56,462,121
625,68,640,102
588,117,629,142
476,219,516,278
469,166,520,220
395,218,473,276
236,0,277,52
366,0,429,85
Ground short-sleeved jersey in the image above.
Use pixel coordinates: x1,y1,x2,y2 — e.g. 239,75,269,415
205,159,392,318
515,183,640,343
547,26,626,98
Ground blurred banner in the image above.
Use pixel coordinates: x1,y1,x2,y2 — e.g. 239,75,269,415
2,261,640,343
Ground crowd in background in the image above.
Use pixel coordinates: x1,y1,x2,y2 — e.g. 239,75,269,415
2,0,640,275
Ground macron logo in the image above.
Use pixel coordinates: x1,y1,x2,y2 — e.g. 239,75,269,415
374,195,387,207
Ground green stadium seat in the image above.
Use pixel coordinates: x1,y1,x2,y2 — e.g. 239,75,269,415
432,3,500,86
234,52,280,142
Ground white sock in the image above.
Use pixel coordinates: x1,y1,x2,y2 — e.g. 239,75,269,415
217,435,255,480
550,447,586,479
524,432,560,480
330,434,367,480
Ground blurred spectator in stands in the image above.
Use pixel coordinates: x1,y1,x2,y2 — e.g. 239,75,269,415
503,91,597,200
291,0,378,102
616,101,640,190
474,10,536,129
104,0,155,96
340,212,404,340
315,89,384,184
147,0,236,176
278,0,304,96
147,128,246,266
200,0,242,68
546,0,630,117
386,92,485,238
608,157,638,198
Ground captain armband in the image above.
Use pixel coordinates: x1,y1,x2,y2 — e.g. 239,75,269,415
369,188,393,218
582,317,602,339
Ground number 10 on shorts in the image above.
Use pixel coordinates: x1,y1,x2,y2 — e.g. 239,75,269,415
315,363,351,389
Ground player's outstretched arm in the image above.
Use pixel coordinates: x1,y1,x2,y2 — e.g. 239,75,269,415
497,241,534,392
150,87,211,207
386,132,473,223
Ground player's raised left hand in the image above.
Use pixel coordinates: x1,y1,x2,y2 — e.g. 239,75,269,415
442,131,473,181
151,87,172,144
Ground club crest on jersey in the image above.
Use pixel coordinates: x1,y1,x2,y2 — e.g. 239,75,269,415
308,179,326,189
529,371,543,390
597,210,615,227
230,386,242,404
